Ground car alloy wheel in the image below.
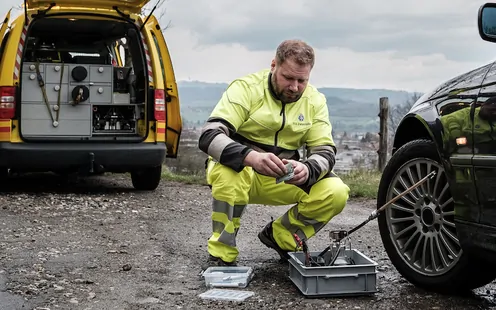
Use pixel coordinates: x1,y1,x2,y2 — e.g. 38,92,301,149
385,158,462,277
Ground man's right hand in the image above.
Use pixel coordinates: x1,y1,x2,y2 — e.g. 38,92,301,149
243,151,288,178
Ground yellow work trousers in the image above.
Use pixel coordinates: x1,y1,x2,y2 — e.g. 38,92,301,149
205,158,350,263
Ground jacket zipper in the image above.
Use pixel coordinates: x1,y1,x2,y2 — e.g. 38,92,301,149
274,103,286,147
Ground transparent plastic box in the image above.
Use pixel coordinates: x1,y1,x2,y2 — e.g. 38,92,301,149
202,266,254,288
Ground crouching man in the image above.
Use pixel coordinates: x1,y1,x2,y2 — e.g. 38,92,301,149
198,39,350,267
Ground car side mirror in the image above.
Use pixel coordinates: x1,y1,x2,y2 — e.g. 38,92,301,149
478,2,496,42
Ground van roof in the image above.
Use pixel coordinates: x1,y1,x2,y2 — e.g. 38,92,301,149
25,0,151,14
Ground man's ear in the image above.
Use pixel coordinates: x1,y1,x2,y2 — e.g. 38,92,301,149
270,59,276,72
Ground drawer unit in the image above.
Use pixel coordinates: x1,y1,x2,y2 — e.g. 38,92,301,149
90,85,112,104
21,103,91,120
89,65,112,84
45,64,69,84
21,119,91,137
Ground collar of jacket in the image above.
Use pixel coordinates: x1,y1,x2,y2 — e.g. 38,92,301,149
267,72,281,102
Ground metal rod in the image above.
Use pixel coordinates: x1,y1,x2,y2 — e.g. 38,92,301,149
317,170,437,259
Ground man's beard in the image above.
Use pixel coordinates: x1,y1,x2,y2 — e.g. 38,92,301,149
271,74,303,104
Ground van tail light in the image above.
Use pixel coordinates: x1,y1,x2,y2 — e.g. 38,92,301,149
0,86,15,119
154,89,165,121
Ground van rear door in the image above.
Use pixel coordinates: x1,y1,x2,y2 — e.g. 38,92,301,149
25,0,150,13
142,15,182,158
0,9,11,42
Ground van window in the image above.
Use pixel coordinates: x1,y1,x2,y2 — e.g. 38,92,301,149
150,31,165,79
0,30,10,66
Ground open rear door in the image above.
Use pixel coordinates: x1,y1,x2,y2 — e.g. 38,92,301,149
0,9,11,42
25,0,150,13
143,15,182,158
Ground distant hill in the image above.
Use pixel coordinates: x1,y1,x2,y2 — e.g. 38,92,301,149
177,80,421,133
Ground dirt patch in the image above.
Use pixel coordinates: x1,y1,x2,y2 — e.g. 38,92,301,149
0,173,494,309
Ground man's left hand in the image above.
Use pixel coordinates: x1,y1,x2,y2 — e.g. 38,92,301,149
282,159,309,185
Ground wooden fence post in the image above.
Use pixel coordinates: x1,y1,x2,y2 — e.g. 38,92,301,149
378,97,389,172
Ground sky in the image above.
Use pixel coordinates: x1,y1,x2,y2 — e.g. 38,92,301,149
153,0,496,93
3,0,496,93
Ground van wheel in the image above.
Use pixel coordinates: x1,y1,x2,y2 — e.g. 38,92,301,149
131,166,162,190
377,139,496,294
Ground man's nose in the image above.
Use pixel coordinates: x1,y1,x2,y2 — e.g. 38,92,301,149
289,82,298,91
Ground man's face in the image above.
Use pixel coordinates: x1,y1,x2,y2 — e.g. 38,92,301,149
270,57,311,104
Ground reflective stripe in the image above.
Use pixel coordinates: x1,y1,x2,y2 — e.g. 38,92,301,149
208,134,234,163
213,199,233,219
212,221,225,234
233,205,246,218
280,206,326,239
218,230,236,247
212,199,247,247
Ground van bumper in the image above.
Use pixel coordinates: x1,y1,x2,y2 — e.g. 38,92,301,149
0,142,166,172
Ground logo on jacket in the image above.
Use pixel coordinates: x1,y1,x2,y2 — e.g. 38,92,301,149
298,113,304,121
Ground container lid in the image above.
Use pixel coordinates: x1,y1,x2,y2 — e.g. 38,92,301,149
199,289,254,302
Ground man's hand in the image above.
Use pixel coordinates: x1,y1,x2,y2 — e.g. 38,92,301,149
282,159,309,185
243,151,288,178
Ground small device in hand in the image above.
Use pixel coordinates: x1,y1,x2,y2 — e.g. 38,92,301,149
276,163,294,184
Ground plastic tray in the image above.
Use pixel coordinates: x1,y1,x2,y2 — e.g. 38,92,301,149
288,249,378,297
202,266,254,288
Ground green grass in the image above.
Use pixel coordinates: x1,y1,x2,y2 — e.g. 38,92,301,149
161,168,206,185
161,166,381,199
340,169,381,199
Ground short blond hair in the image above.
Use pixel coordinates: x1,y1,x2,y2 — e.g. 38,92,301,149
275,39,315,68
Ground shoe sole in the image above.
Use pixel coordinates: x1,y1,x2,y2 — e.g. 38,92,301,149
258,231,290,261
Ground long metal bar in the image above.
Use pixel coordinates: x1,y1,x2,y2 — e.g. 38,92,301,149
316,170,437,260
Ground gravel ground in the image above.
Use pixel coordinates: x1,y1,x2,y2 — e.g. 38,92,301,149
1,173,496,310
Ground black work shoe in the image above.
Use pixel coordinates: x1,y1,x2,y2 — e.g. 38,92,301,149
258,221,290,261
208,254,237,266
200,254,237,273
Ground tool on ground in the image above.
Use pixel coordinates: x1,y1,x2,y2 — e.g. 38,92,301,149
312,169,438,266
276,162,294,184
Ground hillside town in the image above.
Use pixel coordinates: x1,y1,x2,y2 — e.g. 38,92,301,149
166,126,381,176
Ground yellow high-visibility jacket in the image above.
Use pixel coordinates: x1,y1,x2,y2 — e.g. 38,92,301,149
199,68,337,187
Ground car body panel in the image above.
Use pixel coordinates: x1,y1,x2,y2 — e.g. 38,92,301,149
393,62,494,227
471,62,496,227
141,14,182,158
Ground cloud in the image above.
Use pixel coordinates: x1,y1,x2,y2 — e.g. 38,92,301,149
0,0,491,92
163,26,484,93
163,0,495,63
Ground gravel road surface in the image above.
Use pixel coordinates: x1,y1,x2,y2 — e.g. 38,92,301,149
1,173,496,310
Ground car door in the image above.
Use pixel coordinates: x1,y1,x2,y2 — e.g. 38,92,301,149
472,61,496,226
432,63,493,224
141,15,182,158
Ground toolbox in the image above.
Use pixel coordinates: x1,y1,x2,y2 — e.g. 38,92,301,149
288,249,378,297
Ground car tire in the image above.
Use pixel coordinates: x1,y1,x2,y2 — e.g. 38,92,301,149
131,166,162,191
377,138,496,294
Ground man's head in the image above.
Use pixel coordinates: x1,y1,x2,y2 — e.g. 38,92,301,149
270,39,315,104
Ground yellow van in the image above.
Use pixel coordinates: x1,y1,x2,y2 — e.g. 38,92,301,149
0,0,182,190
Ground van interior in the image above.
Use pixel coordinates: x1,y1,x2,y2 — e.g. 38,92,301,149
20,17,148,141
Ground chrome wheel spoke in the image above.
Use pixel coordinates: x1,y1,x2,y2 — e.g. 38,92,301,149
439,230,459,258
406,168,423,198
435,236,449,269
440,197,453,210
441,218,456,228
391,203,415,214
386,158,463,277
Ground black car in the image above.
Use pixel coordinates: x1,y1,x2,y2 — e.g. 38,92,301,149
377,2,496,294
